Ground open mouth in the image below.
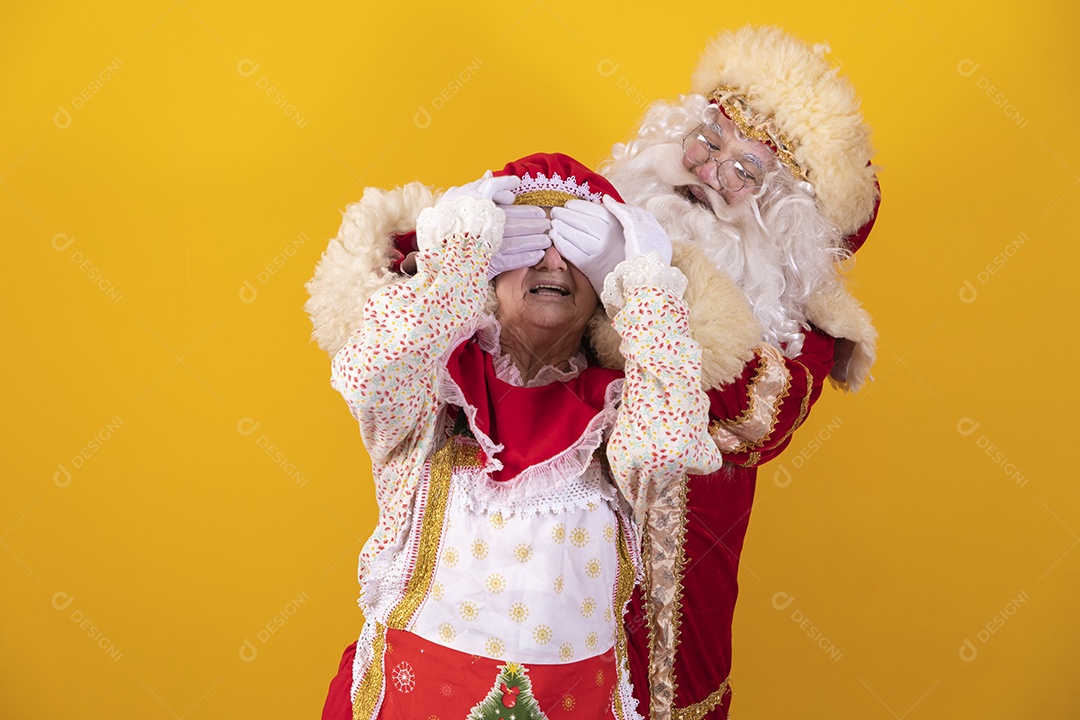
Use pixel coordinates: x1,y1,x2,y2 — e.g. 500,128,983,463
678,184,711,207
529,283,570,297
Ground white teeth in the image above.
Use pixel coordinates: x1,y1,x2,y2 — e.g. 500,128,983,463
530,284,569,296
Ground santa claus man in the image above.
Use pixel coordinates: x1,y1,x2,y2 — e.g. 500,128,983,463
592,25,881,720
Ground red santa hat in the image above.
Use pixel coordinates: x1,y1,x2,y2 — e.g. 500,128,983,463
387,153,621,274
494,152,624,206
691,25,880,252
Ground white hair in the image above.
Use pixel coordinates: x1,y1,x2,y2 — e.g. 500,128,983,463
602,95,849,356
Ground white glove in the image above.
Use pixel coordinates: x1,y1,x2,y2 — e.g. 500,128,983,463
488,204,551,279
549,199,626,297
601,196,672,264
441,170,520,205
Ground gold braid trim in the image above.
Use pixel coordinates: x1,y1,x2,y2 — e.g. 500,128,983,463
612,513,637,720
513,189,578,207
352,623,387,720
712,353,769,430
668,478,691,703
672,679,731,720
725,360,811,471
641,515,657,716
387,440,479,630
709,346,792,454
707,87,808,183
753,359,792,450
725,356,812,472
769,362,813,450
725,451,761,469
643,475,692,720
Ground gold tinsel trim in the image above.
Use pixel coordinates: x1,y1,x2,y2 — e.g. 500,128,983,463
707,87,808,183
386,441,458,630
352,623,387,720
453,441,483,468
513,189,578,207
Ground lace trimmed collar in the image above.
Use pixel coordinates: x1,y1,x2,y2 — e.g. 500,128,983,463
477,322,588,388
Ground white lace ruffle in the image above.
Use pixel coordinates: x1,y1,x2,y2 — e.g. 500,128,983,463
615,508,645,720
476,322,588,387
615,633,645,720
360,463,435,617
433,318,611,491
454,376,622,516
415,196,505,255
436,367,505,477
601,251,688,313
349,621,380,707
437,352,625,514
516,170,606,203
457,456,617,518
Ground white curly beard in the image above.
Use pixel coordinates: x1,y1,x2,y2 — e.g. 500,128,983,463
601,95,846,357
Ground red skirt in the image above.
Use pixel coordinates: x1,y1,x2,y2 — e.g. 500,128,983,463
324,628,621,719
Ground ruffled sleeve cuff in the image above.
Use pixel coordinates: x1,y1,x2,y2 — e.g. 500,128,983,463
415,196,505,259
601,251,688,314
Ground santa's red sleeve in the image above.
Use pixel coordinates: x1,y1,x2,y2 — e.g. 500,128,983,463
706,326,836,467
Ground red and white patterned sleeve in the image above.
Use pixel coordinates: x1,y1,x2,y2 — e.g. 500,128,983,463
604,254,724,522
330,197,504,466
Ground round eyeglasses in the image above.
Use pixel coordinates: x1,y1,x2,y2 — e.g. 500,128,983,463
682,126,764,193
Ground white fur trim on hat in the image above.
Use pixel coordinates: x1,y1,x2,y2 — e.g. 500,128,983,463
691,25,879,237
305,182,437,356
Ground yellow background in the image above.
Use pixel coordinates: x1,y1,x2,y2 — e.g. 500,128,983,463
3,1,1077,718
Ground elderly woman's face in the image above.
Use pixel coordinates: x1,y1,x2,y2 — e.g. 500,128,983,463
494,246,598,342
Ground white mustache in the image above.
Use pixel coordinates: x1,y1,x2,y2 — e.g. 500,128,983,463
628,143,733,217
